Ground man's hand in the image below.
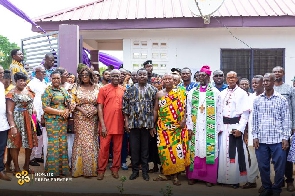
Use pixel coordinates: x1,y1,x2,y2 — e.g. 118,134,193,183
232,130,242,137
253,138,259,149
150,128,157,137
282,139,289,150
125,121,130,133
179,120,186,129
101,125,108,138
243,132,248,145
188,129,192,140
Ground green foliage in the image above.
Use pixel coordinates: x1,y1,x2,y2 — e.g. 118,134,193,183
99,65,107,73
0,35,19,69
117,176,127,194
77,63,87,74
160,183,173,196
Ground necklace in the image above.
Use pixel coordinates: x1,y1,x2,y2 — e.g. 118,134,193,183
224,86,238,106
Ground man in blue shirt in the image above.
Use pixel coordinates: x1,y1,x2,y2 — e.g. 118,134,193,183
213,70,228,92
31,53,55,84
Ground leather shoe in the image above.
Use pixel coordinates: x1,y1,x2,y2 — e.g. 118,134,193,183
34,158,44,163
97,173,104,180
29,159,40,166
142,173,149,181
242,182,257,189
111,172,119,179
188,179,195,185
129,173,139,180
287,182,295,192
0,171,11,181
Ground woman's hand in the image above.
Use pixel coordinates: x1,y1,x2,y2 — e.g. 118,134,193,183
10,127,18,137
60,109,69,119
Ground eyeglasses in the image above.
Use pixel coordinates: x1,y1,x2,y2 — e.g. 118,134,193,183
198,74,208,77
214,74,223,77
36,71,46,74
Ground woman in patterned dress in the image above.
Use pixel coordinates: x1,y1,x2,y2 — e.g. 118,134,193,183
42,70,70,177
6,72,38,174
70,67,99,178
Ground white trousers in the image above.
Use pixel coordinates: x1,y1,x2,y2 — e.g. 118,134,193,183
30,134,43,160
42,127,48,167
67,134,75,168
247,146,259,183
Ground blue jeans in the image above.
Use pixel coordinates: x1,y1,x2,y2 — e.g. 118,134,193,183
255,143,286,194
0,130,8,172
121,132,128,164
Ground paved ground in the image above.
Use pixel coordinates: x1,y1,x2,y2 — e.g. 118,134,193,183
0,149,293,196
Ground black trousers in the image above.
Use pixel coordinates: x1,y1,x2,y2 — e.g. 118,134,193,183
129,128,150,174
0,130,8,172
285,138,294,183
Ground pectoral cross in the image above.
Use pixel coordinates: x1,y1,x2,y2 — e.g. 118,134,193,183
199,104,205,113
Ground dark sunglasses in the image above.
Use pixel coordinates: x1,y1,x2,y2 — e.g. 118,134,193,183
214,74,223,77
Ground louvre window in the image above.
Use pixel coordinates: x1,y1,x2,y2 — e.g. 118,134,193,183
221,49,285,81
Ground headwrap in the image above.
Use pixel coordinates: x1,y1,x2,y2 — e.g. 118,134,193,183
200,65,212,76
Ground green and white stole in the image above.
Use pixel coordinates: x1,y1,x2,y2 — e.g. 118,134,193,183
189,83,216,171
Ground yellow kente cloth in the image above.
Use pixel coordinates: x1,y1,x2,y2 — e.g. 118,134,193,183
5,84,15,95
10,60,29,84
157,87,190,175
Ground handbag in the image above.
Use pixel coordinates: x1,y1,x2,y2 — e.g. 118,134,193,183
36,121,42,136
67,113,75,134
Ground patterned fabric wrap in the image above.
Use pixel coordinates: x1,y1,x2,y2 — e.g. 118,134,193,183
6,88,38,149
157,86,190,175
42,85,70,176
190,83,216,171
69,84,99,177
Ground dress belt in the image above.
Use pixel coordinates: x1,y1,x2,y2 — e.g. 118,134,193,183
223,116,240,124
14,107,28,112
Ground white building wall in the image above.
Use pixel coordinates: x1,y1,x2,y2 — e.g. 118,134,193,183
122,27,295,83
81,27,295,83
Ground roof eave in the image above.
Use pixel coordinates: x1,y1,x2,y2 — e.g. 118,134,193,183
31,16,295,32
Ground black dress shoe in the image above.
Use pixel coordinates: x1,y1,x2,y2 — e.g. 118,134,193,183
129,173,139,180
142,173,150,181
232,183,239,189
29,160,40,166
34,158,44,163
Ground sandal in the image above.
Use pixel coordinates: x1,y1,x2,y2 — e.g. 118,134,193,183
153,175,168,181
23,168,35,174
173,178,181,186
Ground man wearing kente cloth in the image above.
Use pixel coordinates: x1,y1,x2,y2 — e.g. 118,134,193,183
186,65,222,186
9,49,29,84
151,73,190,186
218,71,250,188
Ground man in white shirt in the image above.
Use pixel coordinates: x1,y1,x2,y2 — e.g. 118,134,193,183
0,82,11,181
217,71,250,188
242,75,264,189
27,66,47,166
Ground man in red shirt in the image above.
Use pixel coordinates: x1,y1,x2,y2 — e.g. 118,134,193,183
97,69,125,180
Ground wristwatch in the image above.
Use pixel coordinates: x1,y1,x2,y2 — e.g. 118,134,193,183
10,125,16,129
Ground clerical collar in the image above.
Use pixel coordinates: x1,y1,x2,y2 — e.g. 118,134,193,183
227,85,238,91
200,84,208,92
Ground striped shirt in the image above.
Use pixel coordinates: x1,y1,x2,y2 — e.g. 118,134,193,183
252,91,291,144
274,83,295,129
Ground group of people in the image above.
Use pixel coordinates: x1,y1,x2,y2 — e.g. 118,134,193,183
0,49,294,196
